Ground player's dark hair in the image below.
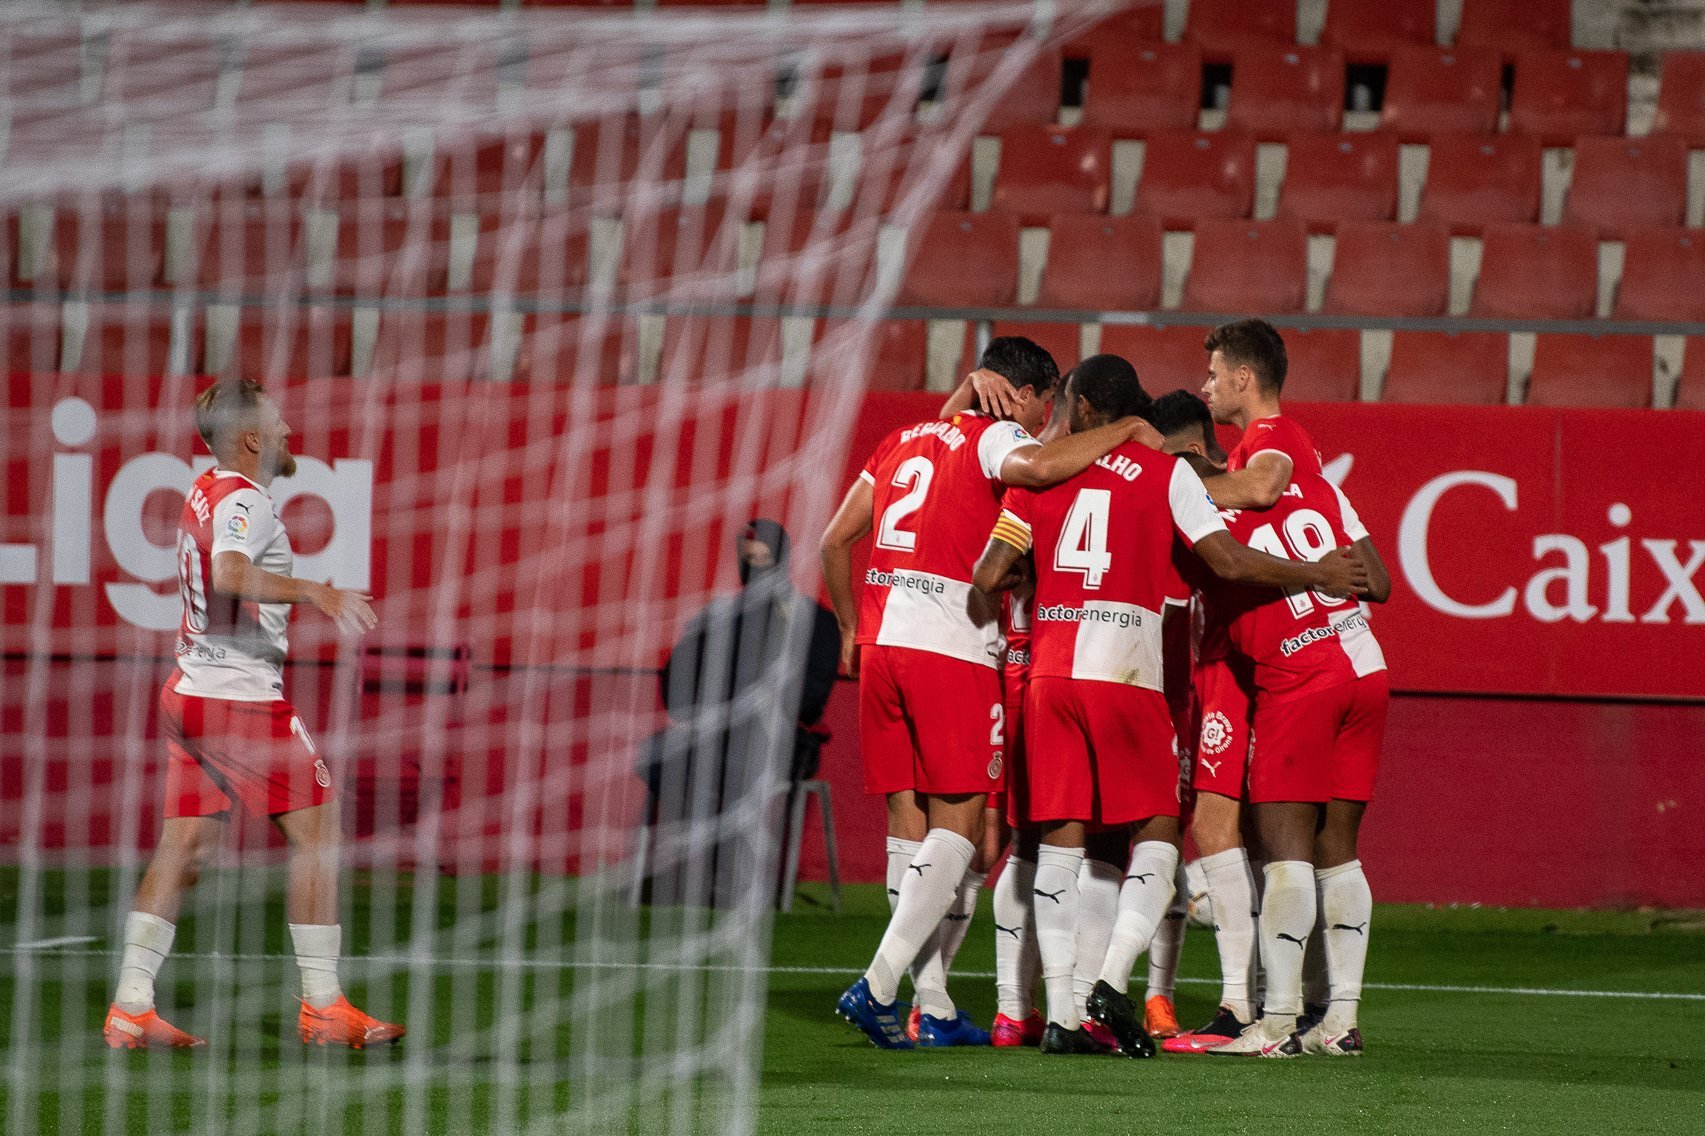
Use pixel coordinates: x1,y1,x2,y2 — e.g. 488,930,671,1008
1066,354,1151,421
1149,389,1216,445
1204,318,1288,394
193,378,267,453
978,336,1060,395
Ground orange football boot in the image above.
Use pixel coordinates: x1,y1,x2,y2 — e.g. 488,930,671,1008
103,1005,206,1049
1144,995,1181,1039
298,995,405,1050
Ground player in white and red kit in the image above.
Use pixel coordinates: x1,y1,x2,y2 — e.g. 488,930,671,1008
822,338,1155,1049
971,356,1369,1058
103,380,403,1051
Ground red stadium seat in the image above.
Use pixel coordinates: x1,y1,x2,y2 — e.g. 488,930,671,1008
1035,213,1163,311
190,202,307,292
1562,135,1688,239
619,203,744,299
1066,7,1166,56
1527,334,1651,408
811,319,928,391
1653,52,1705,146
1675,340,1705,410
1508,50,1629,145
3,303,63,375
1323,221,1451,316
43,197,168,293
1455,0,1572,58
1321,0,1437,62
1276,132,1399,232
368,311,496,381
74,303,192,377
569,116,690,199
1181,218,1309,314
230,304,354,380
1096,324,1211,394
989,320,1081,375
657,316,785,384
896,211,1020,307
287,155,405,203
513,314,639,384
865,126,974,215
1381,331,1508,405
1227,47,1346,139
752,210,881,305
990,125,1113,223
1134,131,1256,227
1185,0,1295,60
1471,223,1598,320
328,201,452,296
1380,45,1503,139
467,209,591,294
1282,328,1361,402
1612,229,1705,322
1416,133,1542,234
1080,42,1202,136
979,42,1064,133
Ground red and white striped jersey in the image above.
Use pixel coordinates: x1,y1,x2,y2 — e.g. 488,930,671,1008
855,412,1038,668
171,468,294,701
993,443,1225,693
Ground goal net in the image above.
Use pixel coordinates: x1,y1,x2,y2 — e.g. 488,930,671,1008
0,1,1125,1132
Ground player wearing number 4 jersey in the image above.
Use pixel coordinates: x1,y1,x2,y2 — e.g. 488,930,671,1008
822,338,1157,1050
103,380,402,1051
972,356,1371,1059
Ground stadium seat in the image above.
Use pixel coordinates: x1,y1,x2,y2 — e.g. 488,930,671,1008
1133,131,1256,227
1185,0,1295,60
657,316,786,384
811,319,928,391
1035,213,1163,311
1508,50,1630,145
989,125,1112,223
1180,219,1309,314
1322,220,1451,316
865,127,974,215
190,202,307,292
368,311,500,382
1653,52,1705,146
287,154,405,202
1320,0,1437,62
1455,0,1573,57
73,303,192,377
468,210,591,296
569,116,691,198
1674,340,1705,410
1527,333,1652,408
1226,47,1346,139
799,48,933,132
1612,229,1705,322
1080,42,1202,136
978,42,1065,133
2,303,65,375
1415,133,1542,234
896,211,1020,307
1276,133,1399,232
329,201,453,296
1282,328,1362,402
1067,7,1166,55
1562,135,1688,239
512,314,640,384
1381,331,1508,404
1379,45,1503,139
989,320,1081,375
1471,223,1598,320
230,304,354,380
619,203,744,298
1097,324,1212,394
44,197,168,293
752,210,882,305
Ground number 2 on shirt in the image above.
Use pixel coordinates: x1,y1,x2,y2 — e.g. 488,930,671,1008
876,457,934,552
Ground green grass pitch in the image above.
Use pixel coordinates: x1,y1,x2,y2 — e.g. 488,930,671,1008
3,870,1701,1134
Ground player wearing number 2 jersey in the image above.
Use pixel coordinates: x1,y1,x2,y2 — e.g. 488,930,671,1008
103,380,402,1052
972,356,1371,1059
822,338,1156,1051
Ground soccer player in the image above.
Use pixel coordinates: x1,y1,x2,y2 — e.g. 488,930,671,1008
971,356,1368,1058
1198,318,1322,509
822,338,1154,1049
103,380,404,1051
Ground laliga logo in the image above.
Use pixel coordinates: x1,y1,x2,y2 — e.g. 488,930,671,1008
0,397,374,632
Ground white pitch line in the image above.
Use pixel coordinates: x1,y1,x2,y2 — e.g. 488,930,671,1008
6,944,1703,1004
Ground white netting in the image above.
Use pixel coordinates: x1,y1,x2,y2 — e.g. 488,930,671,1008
0,2,1126,1133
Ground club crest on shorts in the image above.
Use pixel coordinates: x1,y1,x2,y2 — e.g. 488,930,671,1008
987,751,1003,780
314,759,331,788
1199,710,1234,756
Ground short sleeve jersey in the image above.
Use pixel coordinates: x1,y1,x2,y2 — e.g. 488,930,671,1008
1227,414,1323,477
993,443,1226,693
856,413,1038,668
172,468,294,701
1209,474,1386,701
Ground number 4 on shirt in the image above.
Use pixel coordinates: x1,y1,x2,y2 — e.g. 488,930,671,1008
1054,488,1112,589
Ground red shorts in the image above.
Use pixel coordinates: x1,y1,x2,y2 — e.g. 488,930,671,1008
858,645,1003,797
1191,658,1255,800
1001,663,1030,826
1247,672,1390,805
160,684,334,818
1023,676,1180,826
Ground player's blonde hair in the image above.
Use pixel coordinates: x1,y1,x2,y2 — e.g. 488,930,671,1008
193,379,268,455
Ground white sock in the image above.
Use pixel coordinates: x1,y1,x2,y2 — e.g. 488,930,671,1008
1303,913,1329,1009
1144,860,1189,1002
1031,844,1085,1028
1318,859,1373,1034
1258,860,1316,1034
1097,841,1180,995
1200,847,1259,1021
113,911,176,1014
992,852,1039,1020
911,867,985,1020
864,829,975,1005
288,923,343,1010
1071,857,1121,1023
886,837,922,914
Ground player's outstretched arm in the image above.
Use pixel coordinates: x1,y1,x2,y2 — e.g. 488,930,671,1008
820,479,874,677
972,537,1026,596
1201,451,1292,510
1352,537,1392,603
1192,533,1370,598
999,416,1162,488
211,551,376,634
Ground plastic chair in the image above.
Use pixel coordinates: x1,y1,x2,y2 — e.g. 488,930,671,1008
1321,0,1437,62
1456,0,1572,58
1653,51,1705,146
990,124,1113,223
1380,45,1503,139
1282,328,1361,402
1562,135,1688,239
1227,46,1346,139
1613,228,1705,322
897,211,1021,307
1381,331,1508,404
1097,324,1212,393
1508,49,1629,145
1323,220,1451,316
1180,218,1309,314
1134,131,1257,227
1527,334,1651,408
1276,132,1399,231
1470,223,1597,320
1036,213,1164,310
1080,42,1202,136
1416,133,1542,234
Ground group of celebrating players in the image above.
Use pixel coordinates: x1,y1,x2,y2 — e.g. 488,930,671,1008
823,318,1392,1059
